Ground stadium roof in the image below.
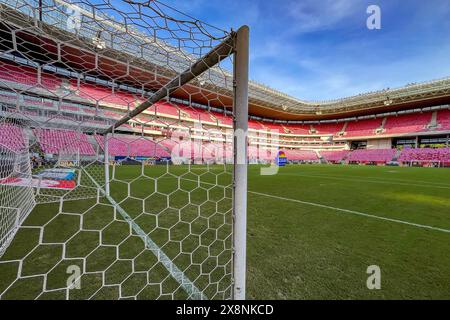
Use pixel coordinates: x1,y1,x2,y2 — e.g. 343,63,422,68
1,0,450,122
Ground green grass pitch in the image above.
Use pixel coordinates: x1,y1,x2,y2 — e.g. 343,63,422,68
1,164,449,299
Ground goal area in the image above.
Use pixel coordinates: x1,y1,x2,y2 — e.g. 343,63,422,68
0,0,249,300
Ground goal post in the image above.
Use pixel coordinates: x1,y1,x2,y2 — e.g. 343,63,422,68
406,160,441,168
232,25,249,301
0,0,249,300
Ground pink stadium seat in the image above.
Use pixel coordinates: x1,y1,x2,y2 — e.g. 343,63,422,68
283,149,318,161
248,121,264,130
202,143,227,161
313,123,343,135
34,128,95,155
384,113,431,134
321,150,350,162
345,118,383,137
215,113,233,126
347,149,396,163
0,61,61,90
282,124,310,135
0,123,26,152
246,146,277,161
399,148,450,164
96,135,170,158
70,80,139,107
437,109,450,130
259,122,281,131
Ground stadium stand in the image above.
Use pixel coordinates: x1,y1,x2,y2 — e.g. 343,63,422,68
95,134,170,158
399,148,450,165
321,150,350,163
344,118,383,137
1,59,450,167
0,123,26,152
282,124,310,135
384,112,432,134
313,123,343,135
284,149,318,161
437,109,450,130
347,148,396,164
0,61,61,90
69,80,140,107
34,129,95,155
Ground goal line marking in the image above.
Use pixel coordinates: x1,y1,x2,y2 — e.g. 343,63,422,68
278,172,450,190
249,191,450,234
82,169,207,300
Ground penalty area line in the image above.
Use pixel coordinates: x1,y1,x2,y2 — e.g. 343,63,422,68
249,191,450,234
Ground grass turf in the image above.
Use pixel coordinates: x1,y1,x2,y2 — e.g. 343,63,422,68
1,164,449,299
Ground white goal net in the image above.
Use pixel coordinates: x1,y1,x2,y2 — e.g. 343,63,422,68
0,0,249,300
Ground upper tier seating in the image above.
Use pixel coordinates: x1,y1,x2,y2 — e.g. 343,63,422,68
0,123,26,152
313,123,343,135
283,149,318,161
282,125,310,135
70,80,140,107
248,121,265,130
0,61,61,90
347,148,396,163
34,129,95,155
384,112,431,134
259,122,283,132
321,150,350,162
2,61,450,143
95,135,170,158
399,148,450,163
345,118,383,137
437,109,450,130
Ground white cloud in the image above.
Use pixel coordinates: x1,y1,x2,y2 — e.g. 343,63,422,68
283,0,358,34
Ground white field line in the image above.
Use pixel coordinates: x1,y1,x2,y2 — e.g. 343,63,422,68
249,191,450,234
334,174,450,187
277,172,450,190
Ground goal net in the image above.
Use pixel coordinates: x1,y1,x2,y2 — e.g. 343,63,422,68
0,0,249,300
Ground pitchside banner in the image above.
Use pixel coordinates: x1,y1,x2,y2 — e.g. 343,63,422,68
35,168,76,180
0,169,77,190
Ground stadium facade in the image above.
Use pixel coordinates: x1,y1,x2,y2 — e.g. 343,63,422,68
0,0,449,168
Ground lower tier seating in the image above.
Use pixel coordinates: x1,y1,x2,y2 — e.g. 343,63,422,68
347,148,396,163
34,128,95,155
95,134,170,158
283,149,318,161
321,150,350,162
399,148,450,164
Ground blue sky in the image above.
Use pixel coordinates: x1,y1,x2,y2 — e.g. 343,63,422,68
159,0,450,101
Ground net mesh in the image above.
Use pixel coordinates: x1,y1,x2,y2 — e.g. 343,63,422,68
0,0,237,300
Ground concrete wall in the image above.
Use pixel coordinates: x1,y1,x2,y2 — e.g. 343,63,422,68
367,138,392,149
